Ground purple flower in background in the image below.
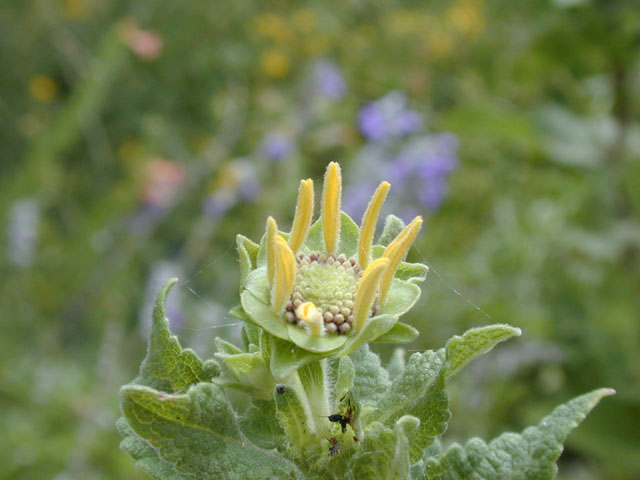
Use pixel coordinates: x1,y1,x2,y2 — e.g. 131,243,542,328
358,91,424,142
260,131,294,161
311,59,346,100
344,129,459,222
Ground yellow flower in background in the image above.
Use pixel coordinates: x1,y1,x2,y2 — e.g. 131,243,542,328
62,0,89,19
423,28,454,59
448,0,486,37
260,49,291,78
28,75,57,103
292,9,317,33
253,12,294,44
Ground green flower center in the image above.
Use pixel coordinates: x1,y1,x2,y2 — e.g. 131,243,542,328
283,252,378,334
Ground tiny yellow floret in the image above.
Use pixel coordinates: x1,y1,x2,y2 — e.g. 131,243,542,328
295,301,324,336
379,217,423,305
272,236,297,314
289,179,314,253
358,181,390,269
352,258,389,333
266,216,278,286
321,162,342,253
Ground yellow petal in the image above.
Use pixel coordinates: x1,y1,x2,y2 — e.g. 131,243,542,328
295,301,324,336
289,179,314,253
266,216,278,286
379,217,423,305
352,258,389,333
321,162,342,253
358,181,390,269
271,236,297,314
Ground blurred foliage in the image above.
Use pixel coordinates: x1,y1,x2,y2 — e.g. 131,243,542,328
0,0,639,479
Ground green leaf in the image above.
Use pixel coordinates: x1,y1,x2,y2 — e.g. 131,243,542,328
238,400,286,451
137,278,219,392
240,289,290,341
387,348,406,381
351,345,391,405
215,351,274,400
382,279,422,317
273,383,323,462
215,337,244,355
340,314,397,357
352,416,419,480
378,214,405,246
335,356,356,400
120,382,300,480
423,389,615,480
236,234,259,291
117,417,190,480
375,322,419,344
269,334,322,379
444,324,521,378
286,323,347,353
369,350,450,462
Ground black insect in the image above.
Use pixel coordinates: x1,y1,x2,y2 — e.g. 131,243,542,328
327,407,353,434
276,385,286,394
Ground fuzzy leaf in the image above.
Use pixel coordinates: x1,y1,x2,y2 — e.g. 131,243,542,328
422,389,615,480
120,382,300,480
351,345,391,405
335,356,356,400
445,324,521,378
352,416,419,480
375,322,420,344
117,417,189,480
238,400,286,451
137,278,219,392
370,349,450,463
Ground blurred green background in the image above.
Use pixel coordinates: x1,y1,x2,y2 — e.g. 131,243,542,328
1,0,639,479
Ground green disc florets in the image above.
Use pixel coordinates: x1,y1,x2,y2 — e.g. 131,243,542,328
283,251,378,334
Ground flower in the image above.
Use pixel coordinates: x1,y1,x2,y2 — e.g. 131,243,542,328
309,59,346,100
233,162,427,359
260,131,294,161
358,91,423,142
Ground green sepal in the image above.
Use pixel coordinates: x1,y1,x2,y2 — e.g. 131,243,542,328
339,314,396,357
137,278,218,392
214,351,274,400
214,337,243,355
383,279,422,317
378,214,406,246
269,334,322,379
444,324,521,378
120,382,300,480
236,234,259,291
305,211,361,257
240,289,290,341
423,388,615,480
241,323,262,351
372,245,428,284
287,323,347,353
375,322,419,344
